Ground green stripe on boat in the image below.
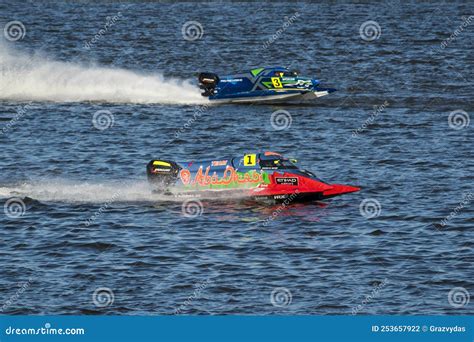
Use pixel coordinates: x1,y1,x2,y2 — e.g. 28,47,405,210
250,68,264,77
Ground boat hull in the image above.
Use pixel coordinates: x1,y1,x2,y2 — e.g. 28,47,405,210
147,152,360,203
209,88,337,104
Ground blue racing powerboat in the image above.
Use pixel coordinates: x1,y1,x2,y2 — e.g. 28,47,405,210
198,66,336,103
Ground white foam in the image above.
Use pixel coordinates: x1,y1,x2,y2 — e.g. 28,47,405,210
0,179,251,204
0,179,161,204
0,42,207,104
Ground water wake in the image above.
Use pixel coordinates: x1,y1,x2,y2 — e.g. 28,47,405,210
0,43,206,104
0,179,250,204
0,179,161,204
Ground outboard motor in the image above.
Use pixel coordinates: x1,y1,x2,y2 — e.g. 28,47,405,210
198,72,219,96
146,160,181,191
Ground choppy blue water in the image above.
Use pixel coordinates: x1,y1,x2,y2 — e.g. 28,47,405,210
0,1,472,315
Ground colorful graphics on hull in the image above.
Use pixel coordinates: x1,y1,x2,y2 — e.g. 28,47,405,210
179,166,269,189
146,152,360,202
198,66,337,103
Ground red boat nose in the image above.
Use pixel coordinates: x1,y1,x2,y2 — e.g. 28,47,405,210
322,184,361,198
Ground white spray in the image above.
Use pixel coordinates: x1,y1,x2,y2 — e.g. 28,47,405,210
0,179,250,204
0,42,207,104
0,179,160,204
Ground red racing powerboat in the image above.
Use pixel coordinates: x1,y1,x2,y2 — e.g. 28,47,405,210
146,152,359,202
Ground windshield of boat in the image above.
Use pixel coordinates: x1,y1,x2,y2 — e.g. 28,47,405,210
260,158,298,169
273,70,298,77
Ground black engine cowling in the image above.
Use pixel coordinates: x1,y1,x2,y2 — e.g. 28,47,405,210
198,72,219,96
146,160,181,190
